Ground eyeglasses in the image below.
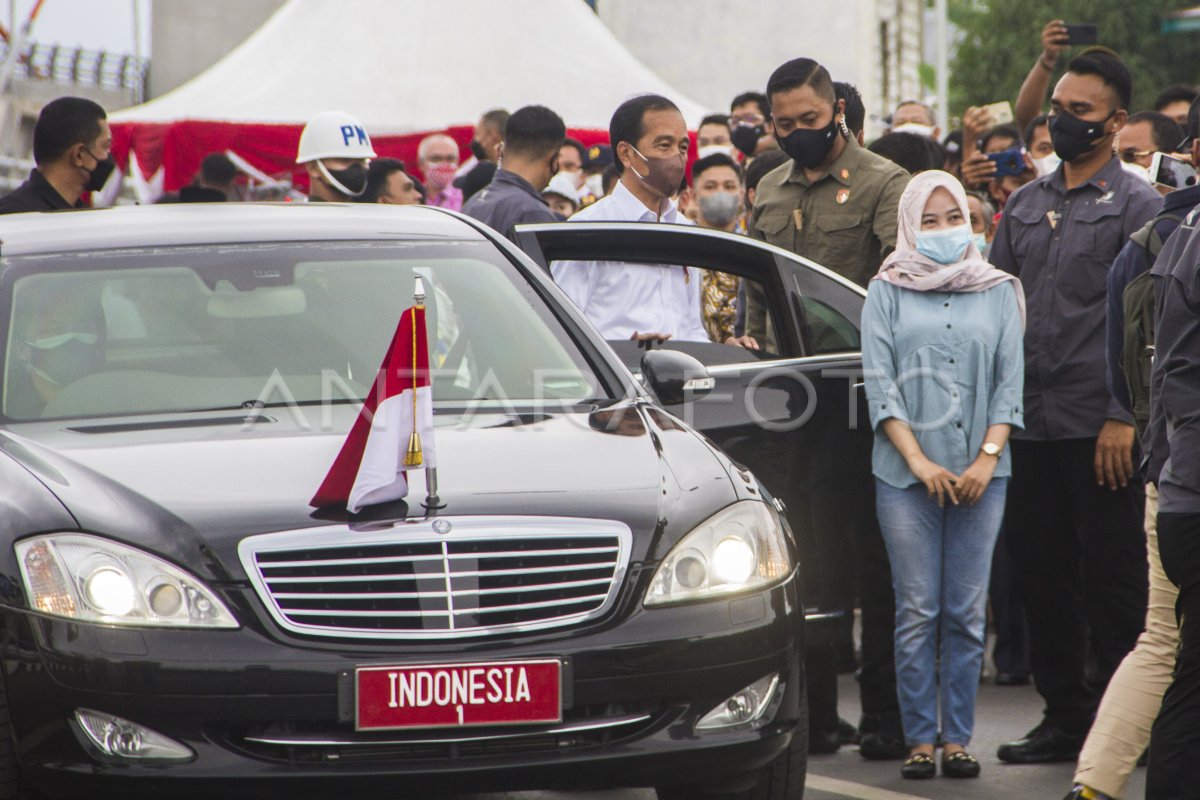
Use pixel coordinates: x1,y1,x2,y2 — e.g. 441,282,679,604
1118,148,1156,163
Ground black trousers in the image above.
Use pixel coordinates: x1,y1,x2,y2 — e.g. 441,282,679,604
989,524,1031,675
805,478,901,740
1147,511,1200,800
855,507,902,735
1005,438,1147,731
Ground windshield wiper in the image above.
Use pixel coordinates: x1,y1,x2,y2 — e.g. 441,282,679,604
194,398,365,413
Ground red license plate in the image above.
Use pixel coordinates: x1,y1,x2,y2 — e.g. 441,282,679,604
356,659,562,731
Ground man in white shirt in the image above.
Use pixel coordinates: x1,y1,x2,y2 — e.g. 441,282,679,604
550,94,710,344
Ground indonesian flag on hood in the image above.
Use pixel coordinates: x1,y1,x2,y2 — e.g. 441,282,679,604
311,289,435,512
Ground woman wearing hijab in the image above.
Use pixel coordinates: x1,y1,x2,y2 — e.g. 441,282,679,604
861,170,1025,779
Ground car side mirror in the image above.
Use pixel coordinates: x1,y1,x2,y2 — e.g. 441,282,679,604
640,349,715,406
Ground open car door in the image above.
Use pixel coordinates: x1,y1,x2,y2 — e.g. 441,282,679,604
513,222,874,633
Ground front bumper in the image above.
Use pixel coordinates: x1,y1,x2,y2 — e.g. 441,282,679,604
1,578,803,799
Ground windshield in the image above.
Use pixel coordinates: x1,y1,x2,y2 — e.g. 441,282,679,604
1,240,602,420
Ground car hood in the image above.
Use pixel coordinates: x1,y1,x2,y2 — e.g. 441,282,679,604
0,403,736,579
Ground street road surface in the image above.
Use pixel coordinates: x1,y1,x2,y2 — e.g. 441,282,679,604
449,674,1146,800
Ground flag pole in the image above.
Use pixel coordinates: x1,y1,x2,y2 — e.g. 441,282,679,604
403,278,426,468
411,276,444,510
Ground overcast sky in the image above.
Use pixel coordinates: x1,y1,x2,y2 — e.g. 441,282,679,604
6,0,150,56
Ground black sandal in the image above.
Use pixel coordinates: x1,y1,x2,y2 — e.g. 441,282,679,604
942,750,981,778
900,751,936,779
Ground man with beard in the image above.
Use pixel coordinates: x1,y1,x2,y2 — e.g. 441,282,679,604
295,110,376,202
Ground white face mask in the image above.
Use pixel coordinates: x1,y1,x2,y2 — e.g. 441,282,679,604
584,173,605,198
696,144,736,160
1031,152,1061,177
560,168,585,190
891,122,936,139
1121,159,1152,184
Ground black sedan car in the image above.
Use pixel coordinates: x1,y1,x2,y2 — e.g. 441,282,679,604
0,204,825,799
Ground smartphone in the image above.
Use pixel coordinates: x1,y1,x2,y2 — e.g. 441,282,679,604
1065,23,1099,45
1150,151,1197,190
980,101,1014,127
986,146,1028,178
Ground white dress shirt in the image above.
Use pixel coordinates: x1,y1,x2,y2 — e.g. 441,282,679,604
550,181,710,342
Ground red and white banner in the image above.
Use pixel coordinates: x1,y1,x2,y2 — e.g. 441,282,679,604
310,303,434,512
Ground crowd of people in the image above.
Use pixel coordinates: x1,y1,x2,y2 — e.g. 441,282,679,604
5,19,1200,800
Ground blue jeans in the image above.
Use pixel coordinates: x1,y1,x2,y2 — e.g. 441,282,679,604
875,477,1007,746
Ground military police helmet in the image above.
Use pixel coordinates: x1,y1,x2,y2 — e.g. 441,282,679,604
296,110,378,164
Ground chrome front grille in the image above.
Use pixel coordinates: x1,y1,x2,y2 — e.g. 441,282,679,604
238,517,632,640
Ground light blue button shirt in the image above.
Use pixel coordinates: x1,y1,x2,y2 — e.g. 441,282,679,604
862,280,1025,489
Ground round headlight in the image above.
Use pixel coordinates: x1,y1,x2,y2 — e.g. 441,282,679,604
674,553,707,589
148,582,183,616
83,567,136,616
713,537,756,584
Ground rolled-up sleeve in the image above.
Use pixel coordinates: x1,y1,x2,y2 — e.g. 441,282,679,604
861,281,910,429
988,283,1026,430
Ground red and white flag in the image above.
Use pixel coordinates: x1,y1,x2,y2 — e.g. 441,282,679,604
310,290,435,512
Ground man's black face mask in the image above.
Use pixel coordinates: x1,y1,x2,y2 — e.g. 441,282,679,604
82,149,116,192
731,123,765,157
1048,109,1115,163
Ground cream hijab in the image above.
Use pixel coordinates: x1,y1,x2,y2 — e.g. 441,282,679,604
873,170,1025,328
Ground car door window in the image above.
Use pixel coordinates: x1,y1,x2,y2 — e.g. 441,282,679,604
780,254,866,356
549,259,787,367
798,295,861,354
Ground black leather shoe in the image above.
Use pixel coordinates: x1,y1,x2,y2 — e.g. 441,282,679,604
860,730,908,760
997,723,1084,763
995,671,1031,686
942,750,981,778
900,752,936,779
808,728,841,754
837,717,861,746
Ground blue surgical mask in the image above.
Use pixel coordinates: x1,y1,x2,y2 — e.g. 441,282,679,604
972,231,989,256
915,224,972,265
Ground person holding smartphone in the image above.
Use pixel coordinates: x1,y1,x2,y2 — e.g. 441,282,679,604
862,170,1025,779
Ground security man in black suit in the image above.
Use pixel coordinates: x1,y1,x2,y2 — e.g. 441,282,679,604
0,96,113,215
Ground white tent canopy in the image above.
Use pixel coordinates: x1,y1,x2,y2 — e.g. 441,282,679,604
113,0,710,131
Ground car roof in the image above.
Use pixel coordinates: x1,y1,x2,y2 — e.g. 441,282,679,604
0,202,486,257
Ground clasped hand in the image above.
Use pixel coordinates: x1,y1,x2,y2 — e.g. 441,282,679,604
907,454,997,507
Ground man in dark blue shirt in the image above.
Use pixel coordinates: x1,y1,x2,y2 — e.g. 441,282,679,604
1144,187,1200,800
462,105,564,243
1064,97,1200,800
988,50,1159,765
